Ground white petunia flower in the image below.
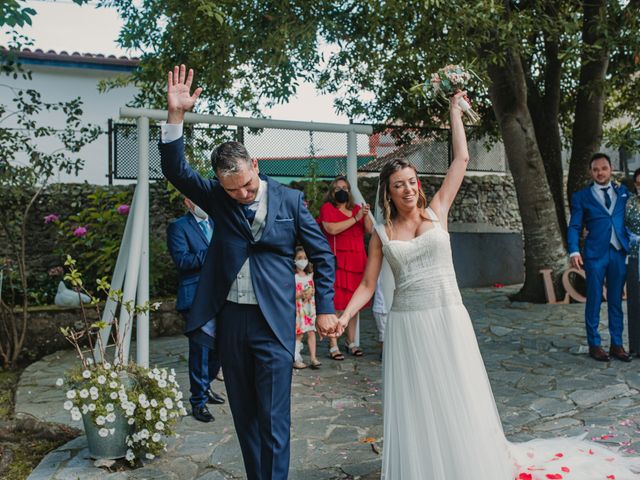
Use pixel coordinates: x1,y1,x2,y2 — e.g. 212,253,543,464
105,403,114,412
145,409,152,420
82,370,91,379
155,421,164,431
110,372,117,378
145,453,155,460
157,379,167,388
106,413,116,423
150,399,158,407
88,403,96,411
97,375,106,384
98,428,109,437
79,389,89,399
103,362,111,370
81,405,89,414
71,410,82,421
125,449,135,461
63,400,73,410
128,417,135,425
163,398,173,409
96,415,106,425
66,390,77,399
89,386,98,396
55,378,64,387
110,392,118,400
109,381,118,389
152,432,161,442
139,429,149,439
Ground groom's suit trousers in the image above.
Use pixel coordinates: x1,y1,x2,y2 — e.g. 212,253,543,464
217,301,293,480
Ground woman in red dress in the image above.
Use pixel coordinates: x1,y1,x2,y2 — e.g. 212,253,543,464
319,176,373,359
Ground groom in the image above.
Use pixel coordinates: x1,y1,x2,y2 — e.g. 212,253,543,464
159,65,341,480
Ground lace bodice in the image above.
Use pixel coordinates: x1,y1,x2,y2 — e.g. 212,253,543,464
376,208,462,311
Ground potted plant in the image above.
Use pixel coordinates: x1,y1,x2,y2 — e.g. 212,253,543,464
56,255,187,463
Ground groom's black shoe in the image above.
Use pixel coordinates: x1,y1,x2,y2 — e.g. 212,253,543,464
192,405,214,423
610,345,632,362
588,346,610,362
207,389,225,405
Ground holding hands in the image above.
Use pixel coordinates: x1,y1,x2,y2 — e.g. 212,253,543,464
316,314,344,340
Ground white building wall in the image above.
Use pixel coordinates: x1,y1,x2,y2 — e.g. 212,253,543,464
0,62,138,185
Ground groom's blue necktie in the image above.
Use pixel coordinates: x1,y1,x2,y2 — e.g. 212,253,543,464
241,204,257,224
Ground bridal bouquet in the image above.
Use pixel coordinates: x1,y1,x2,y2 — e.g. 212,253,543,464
414,64,481,123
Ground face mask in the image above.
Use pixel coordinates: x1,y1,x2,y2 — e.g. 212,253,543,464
295,259,309,271
334,190,349,203
192,205,208,220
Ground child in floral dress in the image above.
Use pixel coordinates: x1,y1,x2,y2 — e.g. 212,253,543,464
294,246,320,369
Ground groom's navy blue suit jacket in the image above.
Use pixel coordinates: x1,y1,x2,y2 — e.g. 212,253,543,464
160,137,336,355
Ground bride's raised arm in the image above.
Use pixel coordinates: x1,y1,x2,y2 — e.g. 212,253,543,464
430,91,470,227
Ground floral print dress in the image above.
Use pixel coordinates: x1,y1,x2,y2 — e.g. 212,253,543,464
295,273,316,334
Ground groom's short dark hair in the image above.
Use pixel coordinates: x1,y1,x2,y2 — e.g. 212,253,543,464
590,152,611,168
211,141,252,177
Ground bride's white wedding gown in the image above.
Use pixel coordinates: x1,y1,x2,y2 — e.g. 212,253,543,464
377,208,640,479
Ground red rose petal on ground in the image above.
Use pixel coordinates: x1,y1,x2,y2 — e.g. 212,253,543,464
607,476,616,479
518,474,533,480
546,474,563,479
554,453,564,458
561,467,570,473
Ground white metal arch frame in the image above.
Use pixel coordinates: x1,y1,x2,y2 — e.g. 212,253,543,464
97,107,374,367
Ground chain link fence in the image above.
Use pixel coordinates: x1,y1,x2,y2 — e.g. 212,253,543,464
111,121,509,182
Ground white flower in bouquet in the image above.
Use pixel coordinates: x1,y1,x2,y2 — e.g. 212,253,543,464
128,417,135,425
110,372,118,379
145,453,155,460
63,400,73,411
96,415,106,426
163,398,173,409
103,362,111,370
110,391,118,400
56,378,64,386
105,403,114,412
157,379,167,388
155,421,164,431
88,403,96,412
150,399,158,407
97,375,106,384
125,450,135,462
70,408,82,421
79,389,89,399
145,409,152,421
109,381,118,389
152,432,161,442
98,428,109,437
106,413,116,423
89,386,98,397
66,390,76,399
82,370,91,379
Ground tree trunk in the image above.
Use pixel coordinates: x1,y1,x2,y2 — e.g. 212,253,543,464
567,0,610,200
487,54,568,302
525,35,566,240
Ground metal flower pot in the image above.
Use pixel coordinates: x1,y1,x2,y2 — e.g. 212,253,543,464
82,408,132,459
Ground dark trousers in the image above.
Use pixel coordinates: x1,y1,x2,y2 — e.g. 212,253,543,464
626,257,640,354
584,245,626,347
183,312,221,409
217,302,293,480
188,336,220,409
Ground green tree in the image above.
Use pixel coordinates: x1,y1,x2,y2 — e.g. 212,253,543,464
104,0,640,302
0,22,100,368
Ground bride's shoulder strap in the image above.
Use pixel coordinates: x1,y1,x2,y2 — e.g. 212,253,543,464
374,223,390,245
425,206,441,225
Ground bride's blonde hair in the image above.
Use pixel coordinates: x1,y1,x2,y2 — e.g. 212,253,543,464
378,158,428,230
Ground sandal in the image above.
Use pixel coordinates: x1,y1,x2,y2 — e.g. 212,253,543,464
329,346,344,361
345,342,364,357
309,359,322,369
293,361,308,369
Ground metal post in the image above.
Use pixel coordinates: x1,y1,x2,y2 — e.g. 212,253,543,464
136,197,150,367
93,188,135,361
115,116,149,365
107,119,114,185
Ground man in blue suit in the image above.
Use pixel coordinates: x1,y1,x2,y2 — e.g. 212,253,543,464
167,197,225,423
568,152,632,362
160,65,341,480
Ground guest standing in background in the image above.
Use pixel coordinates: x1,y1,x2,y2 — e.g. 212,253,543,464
167,197,225,423
624,167,640,358
318,176,374,360
568,153,631,362
293,246,321,369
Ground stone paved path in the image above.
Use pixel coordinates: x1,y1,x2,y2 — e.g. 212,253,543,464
19,287,640,479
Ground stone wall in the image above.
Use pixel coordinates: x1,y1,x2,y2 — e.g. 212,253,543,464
15,299,183,364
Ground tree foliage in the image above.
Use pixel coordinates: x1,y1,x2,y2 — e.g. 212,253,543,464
105,0,640,301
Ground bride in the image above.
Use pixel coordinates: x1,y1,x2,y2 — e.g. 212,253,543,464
338,91,640,479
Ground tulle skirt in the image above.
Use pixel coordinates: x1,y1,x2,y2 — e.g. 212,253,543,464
382,304,640,479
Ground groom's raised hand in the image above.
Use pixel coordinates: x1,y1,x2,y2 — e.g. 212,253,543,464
167,64,203,124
